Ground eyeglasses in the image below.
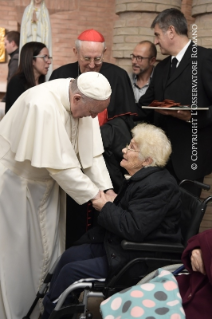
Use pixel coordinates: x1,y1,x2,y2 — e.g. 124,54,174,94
33,55,53,62
125,144,140,153
80,54,103,65
130,54,152,62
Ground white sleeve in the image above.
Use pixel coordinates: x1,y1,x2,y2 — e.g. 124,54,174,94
83,155,113,190
47,167,99,205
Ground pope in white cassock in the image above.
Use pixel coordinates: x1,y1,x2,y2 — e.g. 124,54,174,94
0,72,114,319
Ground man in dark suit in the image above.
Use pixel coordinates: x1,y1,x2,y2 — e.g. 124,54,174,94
138,8,212,196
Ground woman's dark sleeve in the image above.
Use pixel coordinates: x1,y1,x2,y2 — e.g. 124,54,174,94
98,179,180,242
5,76,26,113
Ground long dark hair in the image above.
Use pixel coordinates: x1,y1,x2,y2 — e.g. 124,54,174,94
18,41,46,89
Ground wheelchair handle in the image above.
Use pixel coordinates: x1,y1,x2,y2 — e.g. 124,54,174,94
179,179,210,191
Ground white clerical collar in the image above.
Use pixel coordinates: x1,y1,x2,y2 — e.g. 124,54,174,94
172,39,191,67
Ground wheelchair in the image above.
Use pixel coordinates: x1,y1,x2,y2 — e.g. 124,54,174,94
23,180,212,319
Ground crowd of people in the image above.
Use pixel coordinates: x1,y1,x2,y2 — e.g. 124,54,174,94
0,5,212,319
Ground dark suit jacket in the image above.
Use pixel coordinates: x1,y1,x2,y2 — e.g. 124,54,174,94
7,49,19,82
138,42,212,180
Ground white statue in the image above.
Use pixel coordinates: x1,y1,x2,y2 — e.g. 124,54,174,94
20,0,52,79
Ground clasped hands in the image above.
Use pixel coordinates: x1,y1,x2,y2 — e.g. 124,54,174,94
91,189,117,211
32,10,38,23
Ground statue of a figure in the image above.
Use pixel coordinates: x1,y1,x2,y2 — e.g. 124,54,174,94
20,0,52,79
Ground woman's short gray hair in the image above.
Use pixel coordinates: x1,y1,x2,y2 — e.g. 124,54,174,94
132,123,172,167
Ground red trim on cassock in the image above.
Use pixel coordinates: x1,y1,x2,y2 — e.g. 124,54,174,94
98,109,109,126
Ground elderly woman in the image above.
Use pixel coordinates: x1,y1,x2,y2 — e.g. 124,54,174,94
42,123,182,318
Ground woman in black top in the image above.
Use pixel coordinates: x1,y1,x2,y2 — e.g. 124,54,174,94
5,41,52,113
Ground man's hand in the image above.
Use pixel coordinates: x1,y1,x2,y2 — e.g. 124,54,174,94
91,191,101,201
190,249,206,275
155,109,191,121
92,191,109,211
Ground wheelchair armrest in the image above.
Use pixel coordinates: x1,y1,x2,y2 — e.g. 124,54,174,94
121,240,184,254
179,179,210,191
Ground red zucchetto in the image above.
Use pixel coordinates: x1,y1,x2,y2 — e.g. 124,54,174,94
77,29,105,42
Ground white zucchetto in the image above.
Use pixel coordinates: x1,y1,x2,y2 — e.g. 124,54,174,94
77,72,112,100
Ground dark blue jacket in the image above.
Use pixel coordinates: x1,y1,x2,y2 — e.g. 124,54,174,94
77,167,182,278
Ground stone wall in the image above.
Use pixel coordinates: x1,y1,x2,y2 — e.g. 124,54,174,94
192,0,212,48
0,0,117,90
113,0,182,72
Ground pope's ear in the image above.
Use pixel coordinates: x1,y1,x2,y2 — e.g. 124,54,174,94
103,47,107,54
73,93,82,102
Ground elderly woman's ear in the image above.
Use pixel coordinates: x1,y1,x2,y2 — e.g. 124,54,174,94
142,157,153,167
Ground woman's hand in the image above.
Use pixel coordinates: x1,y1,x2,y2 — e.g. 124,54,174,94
92,191,109,211
191,249,206,275
105,189,117,202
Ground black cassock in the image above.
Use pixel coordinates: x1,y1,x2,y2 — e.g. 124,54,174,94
50,61,137,247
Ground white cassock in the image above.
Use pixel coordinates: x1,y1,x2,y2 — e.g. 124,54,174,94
0,79,112,319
